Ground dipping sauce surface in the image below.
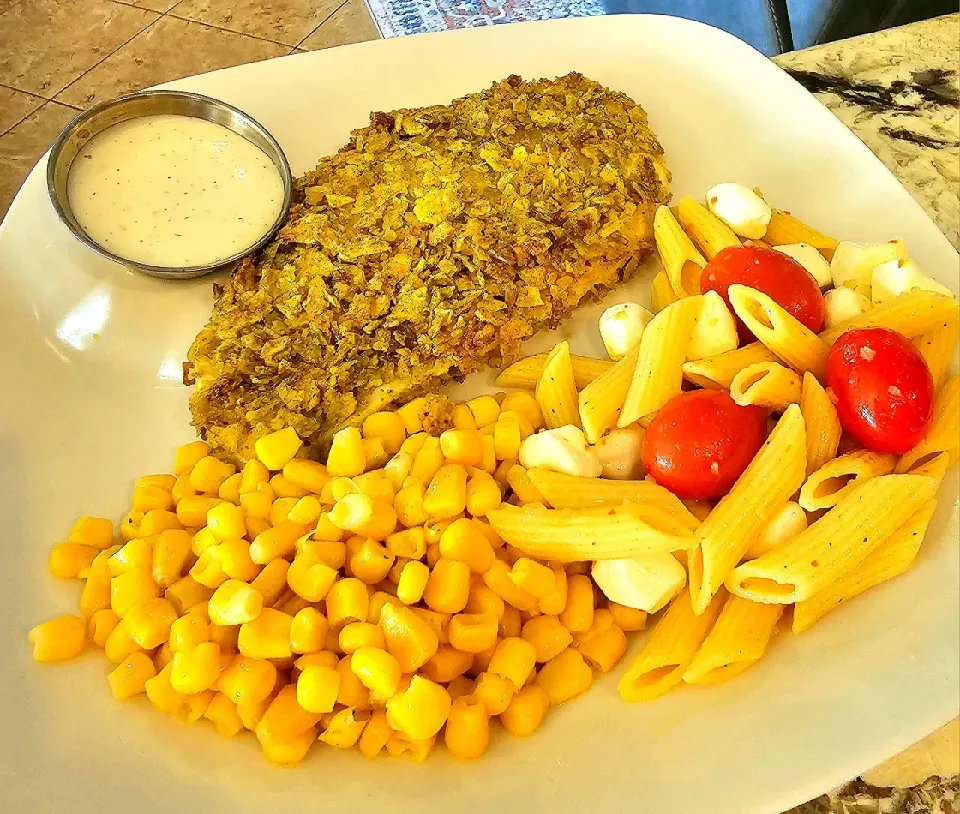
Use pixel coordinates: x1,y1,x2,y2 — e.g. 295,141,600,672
68,114,285,268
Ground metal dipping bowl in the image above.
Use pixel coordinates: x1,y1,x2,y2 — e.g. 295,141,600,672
46,89,293,280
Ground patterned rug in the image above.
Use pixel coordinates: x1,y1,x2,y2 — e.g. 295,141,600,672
364,0,605,38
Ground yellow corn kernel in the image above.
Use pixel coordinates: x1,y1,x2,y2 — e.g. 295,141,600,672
122,596,178,649
537,647,593,703
506,465,544,504
477,436,496,475
482,559,537,612
355,471,396,502
108,651,156,700
303,539,345,574
28,615,85,662
361,437,389,470
189,456,236,493
154,642,173,670
385,675,451,740
212,538,258,583
107,538,153,577
207,621,239,654
396,398,427,434
238,608,293,660
249,521,309,564
132,483,174,513
87,608,120,648
66,515,114,549
438,518,495,574
237,689,277,731
238,459,271,495
382,451,414,491
500,391,544,428
110,566,160,618
501,684,550,736
473,671,516,715
438,429,483,467
279,462,327,497
255,427,303,471
608,601,648,632
289,608,328,655
384,528,424,562
538,567,567,615
177,496,224,527
208,580,264,626
326,656,366,708
366,591,393,625
268,496,298,526
136,473,175,491
286,496,321,526
49,542,98,580
174,440,209,474
260,727,317,765
472,640,498,674
322,476,360,504
398,435,428,463
219,655,277,706
249,559,290,607
489,636,537,688
440,677,471,705
493,458,514,493
327,427,366,477
499,604,522,638
419,645,473,684
522,614,573,662
339,621,386,654
448,613,499,654
165,576,212,615
413,607,450,645
494,411,523,461
510,558,556,598
465,395,499,427
119,513,145,545
170,641,221,694
296,664,340,713
358,709,392,758
177,689,215,724
191,526,218,556
409,437,443,485
422,464,468,520
559,574,595,633
465,470,501,517
280,594,310,617
170,473,197,506
256,684,321,745
217,472,243,505
144,662,186,713
379,602,439,673
394,479,429,527
287,548,338,602
103,619,141,663
150,529,192,587
450,403,478,431
169,612,209,652
466,580,506,619
319,706,370,748
202,692,243,738
189,548,228,590
426,542,442,569
445,696,490,760
349,538,395,585
423,559,471,614
239,482,274,520
142,510,183,539
575,620,627,674
206,502,245,542
325,577,370,627
396,561,430,606
270,474,307,501
350,645,402,697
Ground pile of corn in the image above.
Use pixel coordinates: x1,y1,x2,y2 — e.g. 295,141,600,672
29,393,646,764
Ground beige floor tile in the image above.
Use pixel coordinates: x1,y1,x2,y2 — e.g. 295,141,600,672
171,0,343,46
0,0,158,97
114,0,182,12
56,16,287,108
300,0,379,51
0,101,75,221
0,85,45,134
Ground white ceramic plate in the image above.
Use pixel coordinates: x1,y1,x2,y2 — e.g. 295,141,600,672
1,15,957,814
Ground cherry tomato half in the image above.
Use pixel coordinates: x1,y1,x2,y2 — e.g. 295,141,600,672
700,245,825,343
826,327,934,454
641,390,768,501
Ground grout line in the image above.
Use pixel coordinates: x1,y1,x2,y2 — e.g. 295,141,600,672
165,10,303,48
294,0,351,48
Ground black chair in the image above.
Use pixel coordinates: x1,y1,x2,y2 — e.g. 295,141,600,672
601,0,958,56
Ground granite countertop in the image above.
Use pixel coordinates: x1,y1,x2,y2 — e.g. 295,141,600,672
775,16,959,813
774,14,960,252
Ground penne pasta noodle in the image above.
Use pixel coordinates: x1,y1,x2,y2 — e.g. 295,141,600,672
485,503,697,562
727,473,938,604
898,450,951,484
682,342,779,390
654,205,706,296
727,285,829,378
819,290,960,345
617,588,726,702
525,468,701,530
688,404,807,615
763,210,839,260
683,594,783,685
650,270,680,314
792,499,937,634
578,346,639,444
799,372,842,475
535,341,581,430
676,196,741,260
619,295,703,427
895,373,960,473
495,354,613,390
798,450,897,512
729,361,802,412
913,311,959,393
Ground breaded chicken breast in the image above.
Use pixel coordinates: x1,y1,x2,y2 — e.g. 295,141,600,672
186,72,670,460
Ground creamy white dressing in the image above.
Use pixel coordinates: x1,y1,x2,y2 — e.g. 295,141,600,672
68,114,284,267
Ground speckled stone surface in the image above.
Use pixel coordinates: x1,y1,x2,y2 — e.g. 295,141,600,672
774,14,960,252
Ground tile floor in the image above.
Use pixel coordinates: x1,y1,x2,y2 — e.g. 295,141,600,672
0,0,381,218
